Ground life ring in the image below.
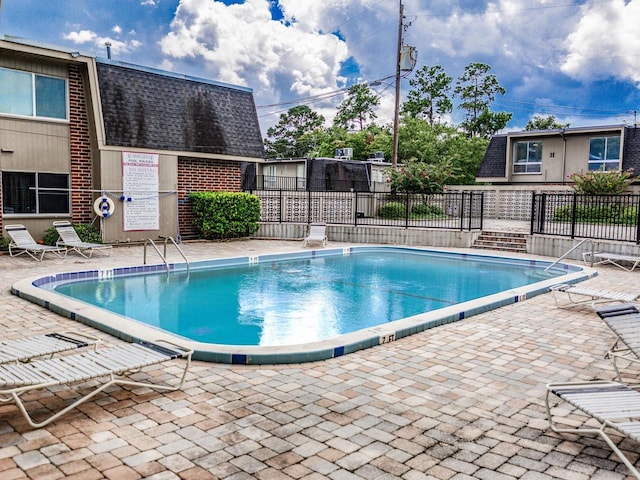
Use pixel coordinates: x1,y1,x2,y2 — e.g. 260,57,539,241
93,196,115,218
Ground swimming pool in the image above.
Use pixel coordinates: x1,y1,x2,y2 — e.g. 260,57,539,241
13,246,593,364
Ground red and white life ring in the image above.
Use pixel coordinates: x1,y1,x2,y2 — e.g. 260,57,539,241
93,196,115,218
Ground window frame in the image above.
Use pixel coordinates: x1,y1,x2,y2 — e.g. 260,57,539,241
512,140,543,175
2,171,70,215
0,66,68,121
588,135,621,171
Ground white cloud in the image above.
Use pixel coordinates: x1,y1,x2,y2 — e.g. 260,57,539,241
63,30,97,44
160,0,349,98
112,25,122,35
561,0,640,85
63,29,142,55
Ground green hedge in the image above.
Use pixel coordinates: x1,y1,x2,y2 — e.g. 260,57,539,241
378,201,406,219
189,191,261,239
553,204,638,225
411,203,445,217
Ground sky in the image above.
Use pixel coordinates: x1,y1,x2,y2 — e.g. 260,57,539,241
1,0,640,137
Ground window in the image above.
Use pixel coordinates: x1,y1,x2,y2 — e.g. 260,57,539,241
513,141,542,174
0,67,67,120
263,165,276,189
589,136,620,171
2,172,69,214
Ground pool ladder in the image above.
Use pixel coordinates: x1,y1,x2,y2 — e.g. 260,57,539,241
143,236,190,272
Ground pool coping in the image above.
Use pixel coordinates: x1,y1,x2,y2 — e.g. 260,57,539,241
11,246,597,364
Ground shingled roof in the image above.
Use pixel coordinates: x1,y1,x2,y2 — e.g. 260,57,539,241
622,126,640,173
96,60,264,159
477,135,507,178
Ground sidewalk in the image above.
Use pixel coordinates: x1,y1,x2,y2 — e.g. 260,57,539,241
0,240,638,479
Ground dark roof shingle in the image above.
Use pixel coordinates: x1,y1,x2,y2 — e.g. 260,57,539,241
96,61,264,159
477,135,507,178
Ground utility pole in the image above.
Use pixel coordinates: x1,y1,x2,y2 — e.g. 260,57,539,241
392,1,403,167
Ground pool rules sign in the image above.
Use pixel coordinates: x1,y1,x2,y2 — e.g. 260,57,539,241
122,152,160,231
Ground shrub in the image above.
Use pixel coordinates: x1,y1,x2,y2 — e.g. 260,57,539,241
378,201,406,218
411,203,445,216
552,204,638,225
568,168,636,194
0,236,9,251
43,223,103,246
189,191,261,239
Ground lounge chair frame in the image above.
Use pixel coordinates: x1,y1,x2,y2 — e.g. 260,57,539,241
549,283,639,309
303,222,327,248
596,304,640,383
0,339,192,428
0,332,100,364
546,380,640,479
584,251,640,272
5,224,66,261
53,220,112,258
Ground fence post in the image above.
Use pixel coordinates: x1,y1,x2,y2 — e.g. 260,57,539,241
479,192,484,230
354,190,358,226
530,193,536,234
636,194,640,244
466,192,472,231
279,189,283,223
460,192,466,230
570,193,577,239
307,190,312,223
405,193,410,228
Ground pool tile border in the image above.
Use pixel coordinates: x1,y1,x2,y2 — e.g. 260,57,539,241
12,247,596,365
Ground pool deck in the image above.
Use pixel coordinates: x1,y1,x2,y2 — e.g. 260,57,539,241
0,239,639,479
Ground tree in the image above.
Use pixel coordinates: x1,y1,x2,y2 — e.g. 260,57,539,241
264,105,325,158
402,65,453,125
397,118,487,185
334,83,380,130
310,124,392,161
387,158,455,193
525,114,570,131
454,62,510,137
468,109,512,139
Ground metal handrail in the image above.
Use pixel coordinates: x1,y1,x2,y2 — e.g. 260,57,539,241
143,239,169,272
544,238,591,272
143,237,190,273
162,236,190,272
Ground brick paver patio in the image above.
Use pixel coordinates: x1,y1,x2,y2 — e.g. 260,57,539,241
0,239,638,479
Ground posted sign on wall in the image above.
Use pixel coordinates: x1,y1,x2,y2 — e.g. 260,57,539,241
122,152,159,231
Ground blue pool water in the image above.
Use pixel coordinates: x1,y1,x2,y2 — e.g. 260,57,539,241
47,248,576,347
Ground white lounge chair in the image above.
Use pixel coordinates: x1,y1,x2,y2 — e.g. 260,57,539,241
5,224,66,261
53,221,112,258
549,283,639,309
0,339,192,428
0,332,100,364
303,222,327,248
596,304,640,383
584,251,640,272
545,380,640,479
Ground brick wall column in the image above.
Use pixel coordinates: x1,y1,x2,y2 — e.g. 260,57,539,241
68,64,94,223
177,157,241,238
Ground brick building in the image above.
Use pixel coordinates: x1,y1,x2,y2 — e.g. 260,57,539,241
0,37,264,243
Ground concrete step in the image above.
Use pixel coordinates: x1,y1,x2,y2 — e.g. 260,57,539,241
472,231,528,253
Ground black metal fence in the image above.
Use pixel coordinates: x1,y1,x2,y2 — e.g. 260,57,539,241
247,190,484,230
532,193,640,243
242,174,378,192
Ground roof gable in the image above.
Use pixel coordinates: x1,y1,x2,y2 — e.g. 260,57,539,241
96,61,264,159
623,126,640,173
477,135,506,178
